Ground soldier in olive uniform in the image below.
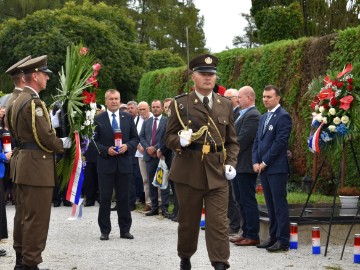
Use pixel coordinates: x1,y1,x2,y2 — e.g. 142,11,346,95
11,55,71,270
165,54,239,270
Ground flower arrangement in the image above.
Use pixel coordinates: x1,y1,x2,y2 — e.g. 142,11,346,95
54,42,101,189
307,64,360,153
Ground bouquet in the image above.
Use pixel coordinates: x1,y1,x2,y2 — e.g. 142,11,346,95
54,43,101,201
307,64,360,153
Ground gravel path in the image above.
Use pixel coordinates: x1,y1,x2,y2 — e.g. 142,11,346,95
0,204,358,270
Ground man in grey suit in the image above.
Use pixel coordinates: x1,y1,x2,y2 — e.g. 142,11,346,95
230,86,261,246
139,100,170,217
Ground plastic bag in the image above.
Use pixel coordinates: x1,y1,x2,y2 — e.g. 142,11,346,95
152,159,169,189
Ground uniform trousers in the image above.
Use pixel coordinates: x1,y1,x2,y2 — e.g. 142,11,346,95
15,185,53,266
260,172,289,244
175,182,230,267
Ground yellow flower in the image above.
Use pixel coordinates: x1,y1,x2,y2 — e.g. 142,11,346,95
333,117,341,125
341,115,349,124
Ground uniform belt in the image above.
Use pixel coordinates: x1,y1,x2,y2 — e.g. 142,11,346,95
19,142,41,150
187,143,223,153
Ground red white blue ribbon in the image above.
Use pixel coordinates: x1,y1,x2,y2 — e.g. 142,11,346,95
66,132,85,205
308,123,324,153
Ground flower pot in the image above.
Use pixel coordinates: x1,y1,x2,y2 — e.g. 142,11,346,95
339,207,358,216
339,195,359,208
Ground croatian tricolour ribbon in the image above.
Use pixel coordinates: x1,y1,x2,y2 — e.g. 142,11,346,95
66,131,85,205
308,122,324,153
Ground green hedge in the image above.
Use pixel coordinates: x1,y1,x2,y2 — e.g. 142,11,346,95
137,26,360,190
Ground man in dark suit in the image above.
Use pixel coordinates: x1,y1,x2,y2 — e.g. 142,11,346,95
165,54,239,270
94,89,139,241
252,85,292,252
139,100,170,217
230,86,261,246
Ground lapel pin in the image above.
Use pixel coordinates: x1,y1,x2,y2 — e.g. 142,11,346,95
179,104,184,110
269,125,273,131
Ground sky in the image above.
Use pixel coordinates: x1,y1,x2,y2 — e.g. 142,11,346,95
193,0,252,53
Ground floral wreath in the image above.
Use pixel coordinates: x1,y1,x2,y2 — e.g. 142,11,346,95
307,64,360,153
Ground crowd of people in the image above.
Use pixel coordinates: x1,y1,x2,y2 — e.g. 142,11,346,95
0,53,292,270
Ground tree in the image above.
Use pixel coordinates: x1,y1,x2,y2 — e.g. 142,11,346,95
233,13,260,48
144,49,185,71
0,1,146,102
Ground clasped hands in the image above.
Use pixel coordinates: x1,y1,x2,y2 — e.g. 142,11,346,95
108,144,128,156
253,162,267,174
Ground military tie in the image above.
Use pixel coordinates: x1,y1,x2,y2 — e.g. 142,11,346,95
112,113,119,130
203,96,211,112
263,112,273,134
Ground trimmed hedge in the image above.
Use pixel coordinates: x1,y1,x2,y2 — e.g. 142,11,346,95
137,26,360,190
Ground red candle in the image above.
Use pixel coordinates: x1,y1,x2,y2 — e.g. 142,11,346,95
2,132,11,153
114,129,122,151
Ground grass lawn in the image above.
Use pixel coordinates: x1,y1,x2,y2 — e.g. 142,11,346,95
256,191,338,205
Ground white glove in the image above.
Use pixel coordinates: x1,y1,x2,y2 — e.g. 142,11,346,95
179,129,192,147
50,109,61,128
225,165,236,180
61,137,72,149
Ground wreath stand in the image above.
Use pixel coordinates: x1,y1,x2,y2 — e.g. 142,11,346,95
299,139,360,258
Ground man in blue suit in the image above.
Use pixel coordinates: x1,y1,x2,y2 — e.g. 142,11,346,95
139,100,170,217
252,85,292,252
94,89,139,241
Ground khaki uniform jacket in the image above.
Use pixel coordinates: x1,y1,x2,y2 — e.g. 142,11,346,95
5,88,22,179
10,87,64,186
165,91,239,190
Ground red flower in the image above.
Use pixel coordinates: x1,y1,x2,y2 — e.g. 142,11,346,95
82,90,96,104
337,63,353,79
323,103,329,110
80,47,88,56
93,63,101,71
86,76,99,88
336,81,344,88
319,88,335,100
330,98,338,106
347,77,353,84
339,95,354,110
348,85,353,91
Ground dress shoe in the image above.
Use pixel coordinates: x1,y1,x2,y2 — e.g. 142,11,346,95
14,252,23,269
143,204,151,212
53,201,61,207
180,258,191,270
256,239,277,249
23,265,49,270
63,200,72,207
167,213,176,219
213,262,228,270
235,238,260,246
84,201,95,207
228,228,239,235
171,215,178,222
0,249,6,256
120,232,134,239
229,235,245,243
100,233,109,240
161,210,171,218
266,241,289,252
111,204,118,211
145,208,159,216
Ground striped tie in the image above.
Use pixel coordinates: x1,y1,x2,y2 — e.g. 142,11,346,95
263,112,273,134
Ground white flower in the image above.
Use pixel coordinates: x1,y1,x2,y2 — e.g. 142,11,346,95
322,117,328,124
328,125,337,132
90,102,97,109
315,105,319,111
84,120,91,126
319,106,325,113
86,110,91,119
329,108,336,115
80,126,85,130
335,89,341,97
316,114,323,122
333,117,341,125
341,115,349,124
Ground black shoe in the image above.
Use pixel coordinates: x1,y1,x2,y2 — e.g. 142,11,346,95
120,232,134,239
162,210,171,218
100,233,109,241
213,262,228,270
145,209,159,216
23,265,49,270
53,201,61,207
0,249,6,256
266,241,289,252
256,239,277,248
14,252,23,269
167,213,176,219
180,258,191,270
172,215,178,222
84,201,95,207
111,205,117,211
129,204,136,211
63,200,72,207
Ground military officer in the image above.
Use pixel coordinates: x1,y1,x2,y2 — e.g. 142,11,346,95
11,55,71,270
165,54,239,270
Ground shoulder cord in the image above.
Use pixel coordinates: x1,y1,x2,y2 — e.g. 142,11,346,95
174,99,226,166
31,100,53,153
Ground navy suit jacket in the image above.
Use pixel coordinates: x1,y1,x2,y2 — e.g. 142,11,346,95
235,106,261,173
139,115,168,162
252,106,292,174
94,111,139,174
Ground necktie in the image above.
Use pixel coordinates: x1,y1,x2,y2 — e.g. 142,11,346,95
112,113,119,130
203,96,211,112
234,110,245,124
151,117,158,146
263,112,273,134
